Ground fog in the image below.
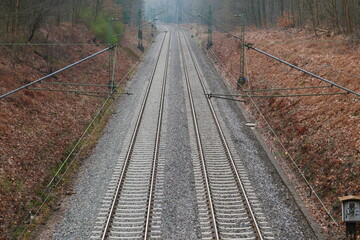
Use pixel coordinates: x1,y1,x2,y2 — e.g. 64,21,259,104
144,0,191,23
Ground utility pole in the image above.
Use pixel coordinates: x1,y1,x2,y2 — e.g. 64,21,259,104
236,13,246,88
165,0,168,23
124,4,130,24
207,5,213,49
196,8,200,36
177,0,182,24
151,8,155,37
151,8,155,25
138,9,144,51
108,18,120,93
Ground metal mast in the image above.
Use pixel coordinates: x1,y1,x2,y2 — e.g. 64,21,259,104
237,13,246,88
207,5,213,49
138,9,144,51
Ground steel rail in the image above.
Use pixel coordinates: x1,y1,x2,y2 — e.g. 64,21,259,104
144,27,171,240
100,29,169,240
0,47,113,99
247,45,360,97
181,29,265,240
178,31,220,240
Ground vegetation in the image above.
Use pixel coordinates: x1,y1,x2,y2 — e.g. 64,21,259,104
80,8,125,44
0,0,143,43
0,0,149,238
191,20,359,237
148,0,360,35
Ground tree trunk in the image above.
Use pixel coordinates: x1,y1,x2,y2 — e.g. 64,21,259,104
261,0,267,28
257,0,262,27
343,0,353,33
306,0,318,36
14,0,20,33
280,0,284,16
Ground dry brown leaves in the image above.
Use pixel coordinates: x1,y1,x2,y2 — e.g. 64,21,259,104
0,22,148,239
210,28,359,236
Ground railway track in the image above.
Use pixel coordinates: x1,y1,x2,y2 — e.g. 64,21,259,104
91,26,170,240
90,25,275,240
177,28,275,240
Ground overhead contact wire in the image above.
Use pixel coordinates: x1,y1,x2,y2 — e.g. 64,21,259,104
246,45,359,97
16,33,154,239
203,38,340,227
0,47,113,99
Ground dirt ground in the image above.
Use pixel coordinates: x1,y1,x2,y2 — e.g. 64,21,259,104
0,22,151,239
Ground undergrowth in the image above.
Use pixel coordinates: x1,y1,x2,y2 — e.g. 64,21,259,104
12,95,116,240
80,9,125,44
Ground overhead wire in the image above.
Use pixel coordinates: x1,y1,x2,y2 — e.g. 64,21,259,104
0,21,154,99
197,14,242,41
197,12,360,45
243,85,333,92
0,47,113,99
267,42,360,79
14,21,157,237
15,29,156,239
192,15,353,230
199,37,340,229
186,8,339,226
212,14,241,29
253,38,360,45
209,92,349,98
0,43,109,46
196,13,360,97
246,45,359,97
28,88,130,95
40,82,113,87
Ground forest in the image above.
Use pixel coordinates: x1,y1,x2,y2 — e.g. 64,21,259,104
0,0,143,43
1,0,359,42
147,0,360,35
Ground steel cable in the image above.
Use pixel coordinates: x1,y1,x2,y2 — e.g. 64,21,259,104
15,34,155,239
198,37,340,229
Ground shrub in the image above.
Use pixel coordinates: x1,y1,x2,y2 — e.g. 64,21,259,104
80,9,125,44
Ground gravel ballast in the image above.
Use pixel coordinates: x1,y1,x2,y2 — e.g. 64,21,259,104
184,29,320,239
36,26,320,240
36,31,166,239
